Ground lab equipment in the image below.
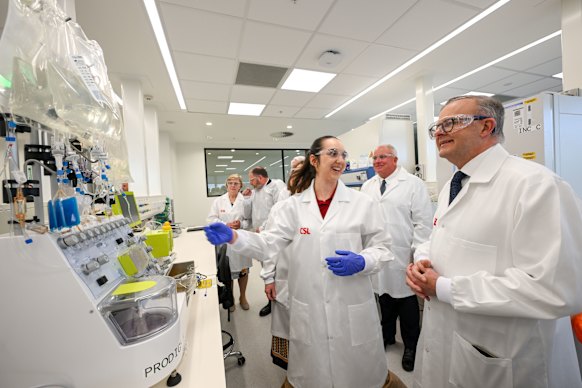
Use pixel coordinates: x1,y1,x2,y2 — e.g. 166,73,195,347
204,222,234,245
0,216,190,387
340,166,375,190
325,250,365,276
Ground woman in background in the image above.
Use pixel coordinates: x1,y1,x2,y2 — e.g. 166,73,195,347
207,174,251,311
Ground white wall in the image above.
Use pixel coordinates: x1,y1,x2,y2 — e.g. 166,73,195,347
380,119,415,172
170,143,215,226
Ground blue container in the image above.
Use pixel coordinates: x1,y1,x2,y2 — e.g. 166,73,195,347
47,200,58,231
54,198,66,229
61,196,80,227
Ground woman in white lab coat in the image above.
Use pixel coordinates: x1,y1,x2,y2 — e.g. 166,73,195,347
207,174,251,310
205,136,406,388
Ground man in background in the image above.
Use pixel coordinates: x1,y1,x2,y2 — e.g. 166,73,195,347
361,144,433,372
243,166,287,317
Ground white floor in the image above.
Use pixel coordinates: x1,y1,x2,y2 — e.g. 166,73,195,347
221,262,415,388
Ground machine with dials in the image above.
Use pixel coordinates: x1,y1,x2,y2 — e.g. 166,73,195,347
0,215,191,388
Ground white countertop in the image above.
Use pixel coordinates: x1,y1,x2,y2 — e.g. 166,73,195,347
152,230,226,388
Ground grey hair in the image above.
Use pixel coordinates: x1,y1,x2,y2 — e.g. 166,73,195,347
445,95,505,142
377,144,398,157
290,155,305,170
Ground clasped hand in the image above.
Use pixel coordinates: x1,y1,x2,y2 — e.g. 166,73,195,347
406,259,439,300
325,250,365,276
204,222,234,245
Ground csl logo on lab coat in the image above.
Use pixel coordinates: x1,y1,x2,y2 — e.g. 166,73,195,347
299,227,311,235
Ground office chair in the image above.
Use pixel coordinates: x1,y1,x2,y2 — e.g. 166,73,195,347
216,245,245,366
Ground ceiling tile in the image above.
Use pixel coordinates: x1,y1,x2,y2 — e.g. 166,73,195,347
295,107,329,119
248,0,334,31
503,77,562,98
451,0,498,8
344,43,416,77
495,37,561,71
239,21,312,67
160,0,247,17
295,34,368,73
262,105,301,118
481,73,544,94
182,80,231,101
525,57,562,77
270,90,314,107
160,4,243,57
305,93,350,109
186,99,228,114
174,52,237,83
319,0,417,42
230,85,275,104
450,67,517,91
376,0,478,51
322,74,376,95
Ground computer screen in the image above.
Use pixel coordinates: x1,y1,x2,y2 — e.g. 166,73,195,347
112,191,141,228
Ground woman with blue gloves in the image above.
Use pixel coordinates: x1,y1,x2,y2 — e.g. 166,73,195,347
205,136,406,388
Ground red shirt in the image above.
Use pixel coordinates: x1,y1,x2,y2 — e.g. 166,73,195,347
316,186,337,218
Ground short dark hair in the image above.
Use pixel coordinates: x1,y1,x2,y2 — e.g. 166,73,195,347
250,166,268,178
444,95,505,142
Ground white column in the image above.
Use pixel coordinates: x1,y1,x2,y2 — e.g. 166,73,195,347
159,132,175,199
121,79,148,196
144,105,161,196
562,0,582,90
415,76,437,182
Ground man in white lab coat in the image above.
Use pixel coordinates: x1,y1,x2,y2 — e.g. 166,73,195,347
407,95,582,387
242,166,287,316
361,144,433,372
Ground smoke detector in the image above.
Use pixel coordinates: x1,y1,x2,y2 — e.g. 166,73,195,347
144,94,154,102
318,50,342,68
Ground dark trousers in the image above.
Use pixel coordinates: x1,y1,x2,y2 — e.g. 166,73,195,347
379,293,420,350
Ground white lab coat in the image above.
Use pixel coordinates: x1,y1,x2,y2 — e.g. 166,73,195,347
207,193,252,273
261,199,291,339
413,145,582,388
361,167,433,297
231,180,394,388
244,178,287,231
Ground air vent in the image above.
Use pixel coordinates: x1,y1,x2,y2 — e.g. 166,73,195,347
270,131,294,138
385,113,412,120
235,62,288,88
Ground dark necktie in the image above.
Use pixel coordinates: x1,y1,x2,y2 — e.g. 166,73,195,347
380,179,386,195
449,171,468,205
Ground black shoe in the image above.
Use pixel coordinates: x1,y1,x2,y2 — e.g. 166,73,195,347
259,302,271,317
402,348,416,372
383,336,396,347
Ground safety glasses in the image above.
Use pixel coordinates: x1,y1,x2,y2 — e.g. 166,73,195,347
428,114,491,139
315,148,349,160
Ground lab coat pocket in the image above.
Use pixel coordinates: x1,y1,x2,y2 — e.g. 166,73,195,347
446,237,497,277
290,297,311,345
275,279,289,309
449,332,512,388
348,298,380,346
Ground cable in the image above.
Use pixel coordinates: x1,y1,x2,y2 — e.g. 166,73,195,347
24,158,57,175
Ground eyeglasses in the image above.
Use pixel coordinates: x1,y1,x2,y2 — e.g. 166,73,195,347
372,153,395,161
315,148,349,160
428,114,492,139
226,181,241,186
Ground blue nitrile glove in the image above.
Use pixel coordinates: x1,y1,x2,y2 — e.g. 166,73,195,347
325,250,365,276
204,222,234,245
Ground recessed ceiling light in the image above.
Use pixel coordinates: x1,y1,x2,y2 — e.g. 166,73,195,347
256,152,260,155
216,165,228,167
464,91,495,97
231,149,235,152
553,72,563,79
217,156,233,159
269,160,282,166
287,125,293,129
226,168,236,170
207,152,212,155
228,102,265,116
206,122,212,126
281,68,336,93
244,156,266,171
214,170,224,173
231,160,245,163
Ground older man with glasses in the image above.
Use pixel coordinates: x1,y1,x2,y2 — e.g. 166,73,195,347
406,95,582,388
361,144,433,372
